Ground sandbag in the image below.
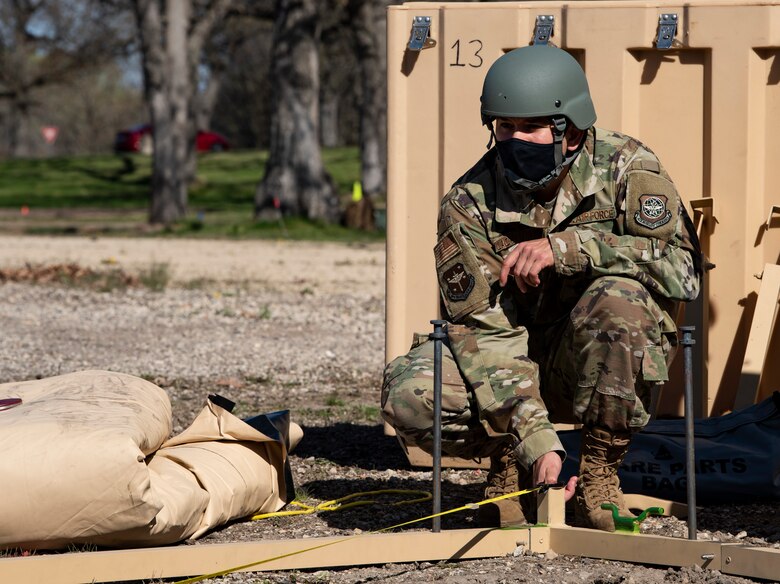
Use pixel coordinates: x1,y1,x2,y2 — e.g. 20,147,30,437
559,392,780,504
0,371,301,549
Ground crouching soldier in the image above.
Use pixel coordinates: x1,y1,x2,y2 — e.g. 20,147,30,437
382,46,702,532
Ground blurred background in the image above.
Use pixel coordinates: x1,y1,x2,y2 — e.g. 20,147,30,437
0,0,398,235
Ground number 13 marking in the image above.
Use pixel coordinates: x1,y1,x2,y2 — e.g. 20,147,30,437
450,39,484,68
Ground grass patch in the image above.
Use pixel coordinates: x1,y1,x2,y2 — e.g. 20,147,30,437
165,215,384,242
325,393,346,407
66,543,99,553
0,149,361,210
0,262,177,293
138,262,171,292
0,149,385,242
0,155,150,209
180,276,217,290
355,405,380,421
0,263,136,292
257,304,272,320
0,548,35,558
294,486,314,504
297,403,380,424
245,373,271,385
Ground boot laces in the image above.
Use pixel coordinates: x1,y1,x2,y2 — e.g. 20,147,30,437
581,440,625,508
485,452,519,497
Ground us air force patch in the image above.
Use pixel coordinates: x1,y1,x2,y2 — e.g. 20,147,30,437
625,169,679,240
434,224,491,321
635,194,672,229
443,262,475,301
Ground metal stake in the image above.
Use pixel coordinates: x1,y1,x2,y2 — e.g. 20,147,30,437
680,325,697,540
429,319,447,532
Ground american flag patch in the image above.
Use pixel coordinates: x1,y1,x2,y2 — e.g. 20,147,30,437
434,233,459,265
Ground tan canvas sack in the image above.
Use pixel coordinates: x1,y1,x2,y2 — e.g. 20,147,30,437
0,370,301,549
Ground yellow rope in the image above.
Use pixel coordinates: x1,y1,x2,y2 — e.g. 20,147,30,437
172,486,540,584
251,488,433,520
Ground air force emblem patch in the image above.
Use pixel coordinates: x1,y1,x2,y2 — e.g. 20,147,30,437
635,194,672,230
626,169,678,240
443,262,475,301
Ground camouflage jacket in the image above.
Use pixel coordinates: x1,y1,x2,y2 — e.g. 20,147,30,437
434,127,702,467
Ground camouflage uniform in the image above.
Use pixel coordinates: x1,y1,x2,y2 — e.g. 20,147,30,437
382,128,701,470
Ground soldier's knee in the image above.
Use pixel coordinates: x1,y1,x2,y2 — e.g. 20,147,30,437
381,355,472,438
381,374,436,432
587,276,652,308
572,277,661,335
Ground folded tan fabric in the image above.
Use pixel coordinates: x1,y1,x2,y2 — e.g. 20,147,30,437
0,370,301,549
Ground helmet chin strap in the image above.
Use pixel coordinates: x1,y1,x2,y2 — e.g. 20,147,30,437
486,129,495,150
551,116,567,167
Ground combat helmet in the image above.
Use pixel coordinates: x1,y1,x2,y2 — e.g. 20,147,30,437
480,45,596,191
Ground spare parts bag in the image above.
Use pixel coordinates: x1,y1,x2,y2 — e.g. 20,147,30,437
559,392,780,504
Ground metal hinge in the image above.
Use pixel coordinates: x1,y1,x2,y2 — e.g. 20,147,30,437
408,16,436,51
533,15,555,45
656,13,678,50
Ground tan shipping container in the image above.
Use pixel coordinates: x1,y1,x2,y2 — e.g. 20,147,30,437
386,0,780,419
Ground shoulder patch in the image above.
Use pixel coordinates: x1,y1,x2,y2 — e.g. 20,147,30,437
434,224,491,321
635,195,672,229
434,231,459,265
625,170,679,240
442,262,475,301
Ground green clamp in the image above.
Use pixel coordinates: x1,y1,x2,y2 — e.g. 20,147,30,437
601,503,664,533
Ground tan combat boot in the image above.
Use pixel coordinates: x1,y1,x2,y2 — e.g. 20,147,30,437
574,426,634,532
477,444,532,527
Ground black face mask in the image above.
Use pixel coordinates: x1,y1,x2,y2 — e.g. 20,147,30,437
496,138,557,183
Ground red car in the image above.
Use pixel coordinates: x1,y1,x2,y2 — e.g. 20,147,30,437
114,124,230,154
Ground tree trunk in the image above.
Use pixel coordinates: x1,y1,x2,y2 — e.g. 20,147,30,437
196,71,223,132
254,0,339,222
135,0,232,225
7,16,35,158
319,93,340,147
350,0,388,200
8,97,33,158
136,0,189,224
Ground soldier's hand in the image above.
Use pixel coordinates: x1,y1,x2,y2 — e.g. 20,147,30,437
533,451,577,503
499,238,555,292
533,451,563,486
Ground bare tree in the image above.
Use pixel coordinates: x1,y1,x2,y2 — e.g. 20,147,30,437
348,0,389,201
318,1,357,148
254,0,340,222
209,25,273,149
211,0,358,152
197,40,228,133
196,5,264,133
132,0,233,225
206,3,275,149
0,0,130,157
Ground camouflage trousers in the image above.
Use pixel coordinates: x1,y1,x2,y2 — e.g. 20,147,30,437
381,276,677,463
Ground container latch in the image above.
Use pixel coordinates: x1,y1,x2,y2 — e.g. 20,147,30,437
408,16,435,51
533,15,554,45
656,13,678,50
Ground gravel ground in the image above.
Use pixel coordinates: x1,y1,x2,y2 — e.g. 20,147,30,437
0,236,777,584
